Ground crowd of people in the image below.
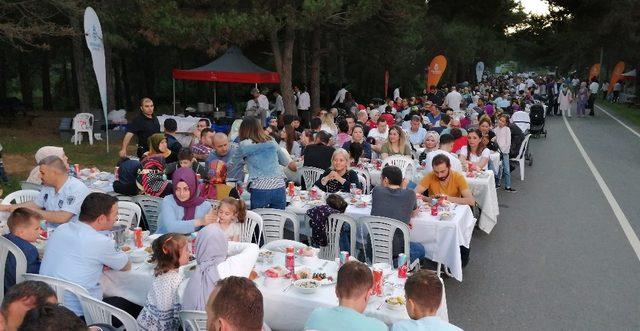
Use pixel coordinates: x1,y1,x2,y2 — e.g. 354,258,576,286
1,70,601,330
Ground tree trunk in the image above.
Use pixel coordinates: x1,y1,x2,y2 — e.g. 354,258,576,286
113,54,122,109
337,34,345,86
18,54,33,110
310,25,322,111
300,38,308,87
41,51,52,111
0,49,7,101
270,25,297,115
105,43,117,112
71,16,90,112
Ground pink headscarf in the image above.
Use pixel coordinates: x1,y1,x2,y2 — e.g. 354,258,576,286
172,168,205,220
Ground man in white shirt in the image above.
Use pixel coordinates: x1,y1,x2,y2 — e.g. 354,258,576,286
443,86,463,112
368,117,389,154
588,80,599,116
406,115,427,146
272,89,284,116
295,85,311,127
332,84,348,106
393,86,401,101
246,88,269,127
0,156,89,230
423,133,462,173
40,193,131,315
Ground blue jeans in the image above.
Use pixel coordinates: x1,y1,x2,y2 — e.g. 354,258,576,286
250,187,286,210
500,152,512,188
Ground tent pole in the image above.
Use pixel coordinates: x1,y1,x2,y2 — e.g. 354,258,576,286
172,79,176,115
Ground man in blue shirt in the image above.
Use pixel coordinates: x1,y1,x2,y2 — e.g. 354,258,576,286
305,261,387,331
3,208,42,290
392,270,461,331
40,192,131,316
0,156,89,230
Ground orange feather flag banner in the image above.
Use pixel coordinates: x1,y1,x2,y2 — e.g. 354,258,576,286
608,61,625,93
427,55,447,90
588,63,600,81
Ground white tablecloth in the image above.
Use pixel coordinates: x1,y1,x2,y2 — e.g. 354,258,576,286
157,115,204,133
287,198,476,281
256,252,449,331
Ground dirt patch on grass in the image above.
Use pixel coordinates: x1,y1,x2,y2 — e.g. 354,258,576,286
4,154,34,177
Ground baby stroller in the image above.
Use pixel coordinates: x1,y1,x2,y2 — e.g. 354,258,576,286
529,103,547,138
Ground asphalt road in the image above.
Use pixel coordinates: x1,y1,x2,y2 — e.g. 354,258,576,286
445,103,640,330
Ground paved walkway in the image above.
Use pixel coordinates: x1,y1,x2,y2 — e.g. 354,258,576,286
446,103,640,330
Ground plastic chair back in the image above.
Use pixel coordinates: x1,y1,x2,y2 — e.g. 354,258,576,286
133,195,163,233
19,181,43,191
240,211,263,244
319,214,357,260
21,273,90,309
361,216,410,265
381,155,415,179
0,236,27,302
350,167,371,194
1,190,39,205
253,209,299,244
301,166,325,189
179,310,208,331
117,201,142,230
77,292,138,331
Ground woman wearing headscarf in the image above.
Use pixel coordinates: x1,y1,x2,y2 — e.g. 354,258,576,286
136,133,172,197
26,146,69,184
181,225,258,311
156,168,214,234
418,131,440,164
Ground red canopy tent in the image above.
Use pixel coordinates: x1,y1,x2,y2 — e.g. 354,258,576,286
171,46,280,114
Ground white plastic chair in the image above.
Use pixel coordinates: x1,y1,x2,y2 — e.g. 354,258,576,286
301,166,325,189
133,195,163,233
319,214,357,260
19,181,43,191
117,201,142,230
21,273,90,308
361,216,410,265
253,209,299,244
261,239,307,252
510,134,531,181
240,210,263,244
381,155,415,179
0,236,27,302
77,292,138,331
1,189,39,205
350,167,371,194
228,119,243,142
179,310,208,331
72,113,94,145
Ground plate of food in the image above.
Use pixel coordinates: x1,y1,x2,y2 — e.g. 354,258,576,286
438,211,454,220
257,250,274,264
293,279,320,294
385,296,406,310
120,244,132,253
311,272,335,285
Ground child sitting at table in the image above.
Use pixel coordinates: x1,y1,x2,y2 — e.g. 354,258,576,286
3,208,42,291
137,233,189,331
215,197,246,242
306,194,348,248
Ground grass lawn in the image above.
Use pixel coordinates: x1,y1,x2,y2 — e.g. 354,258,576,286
0,111,135,196
596,100,640,129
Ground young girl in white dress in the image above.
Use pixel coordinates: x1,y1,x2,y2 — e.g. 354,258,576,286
137,233,190,331
215,197,246,242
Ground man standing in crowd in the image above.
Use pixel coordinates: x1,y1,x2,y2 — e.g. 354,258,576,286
206,277,264,331
427,85,445,106
305,261,387,331
332,84,348,106
40,193,131,316
392,270,462,331
0,156,89,230
443,86,463,112
272,89,284,117
163,118,182,163
295,85,311,128
588,79,599,116
246,88,270,127
119,98,160,158
414,154,475,206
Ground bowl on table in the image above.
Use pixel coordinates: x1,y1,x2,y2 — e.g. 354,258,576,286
130,249,148,263
385,296,406,310
293,279,320,294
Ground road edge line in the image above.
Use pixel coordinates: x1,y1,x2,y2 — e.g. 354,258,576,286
595,104,640,139
562,115,640,261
